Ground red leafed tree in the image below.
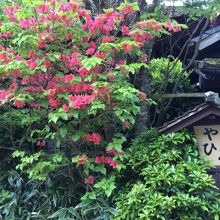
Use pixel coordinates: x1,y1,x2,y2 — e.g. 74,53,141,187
0,0,179,187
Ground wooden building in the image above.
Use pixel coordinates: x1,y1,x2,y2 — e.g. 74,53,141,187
159,19,220,186
192,24,220,91
155,13,220,189
159,93,220,189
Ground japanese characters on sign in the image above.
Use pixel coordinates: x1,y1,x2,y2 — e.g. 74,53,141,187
194,125,220,166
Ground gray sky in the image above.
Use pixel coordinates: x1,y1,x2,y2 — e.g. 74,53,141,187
145,0,184,6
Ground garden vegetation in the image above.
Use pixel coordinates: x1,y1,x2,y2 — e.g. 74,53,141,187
0,0,220,219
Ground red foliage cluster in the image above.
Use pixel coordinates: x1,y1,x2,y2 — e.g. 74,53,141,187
85,133,101,145
95,156,118,169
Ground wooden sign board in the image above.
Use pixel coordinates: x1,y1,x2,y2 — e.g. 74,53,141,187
194,125,220,166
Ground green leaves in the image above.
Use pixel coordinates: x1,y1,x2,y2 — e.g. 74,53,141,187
14,151,42,171
107,136,126,152
117,2,139,12
13,150,65,181
48,208,69,219
116,63,148,74
48,111,68,123
149,57,183,81
48,198,118,220
113,130,220,220
81,57,103,70
12,33,38,48
88,101,105,115
99,42,120,51
94,176,116,198
82,176,117,200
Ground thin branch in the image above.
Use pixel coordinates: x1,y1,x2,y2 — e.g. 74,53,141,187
148,0,159,13
8,109,16,148
176,18,205,61
157,17,210,126
0,146,19,151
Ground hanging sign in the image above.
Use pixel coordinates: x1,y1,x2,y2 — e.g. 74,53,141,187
194,125,220,166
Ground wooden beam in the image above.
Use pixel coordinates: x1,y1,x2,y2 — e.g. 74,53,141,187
163,93,206,98
199,31,220,50
194,68,207,79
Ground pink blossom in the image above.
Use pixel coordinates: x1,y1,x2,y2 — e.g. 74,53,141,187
86,133,101,145
174,26,181,32
102,36,114,43
37,140,46,147
95,52,106,59
47,12,59,21
13,100,25,108
122,6,135,15
63,74,75,82
36,4,50,13
29,102,40,108
65,33,73,39
109,160,118,168
0,53,8,61
105,148,124,156
37,40,48,48
27,60,37,69
19,18,36,30
4,6,20,22
62,104,69,113
123,121,130,127
95,156,105,163
9,83,17,90
167,20,174,31
121,43,132,54
0,90,10,100
122,25,130,35
59,2,72,11
77,155,88,165
28,86,43,93
12,70,20,77
49,98,61,108
85,175,94,185
86,48,95,55
43,60,52,69
68,95,92,109
0,32,13,38
138,92,147,100
95,155,118,168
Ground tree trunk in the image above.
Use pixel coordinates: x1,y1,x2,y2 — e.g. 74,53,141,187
135,67,151,136
134,1,154,135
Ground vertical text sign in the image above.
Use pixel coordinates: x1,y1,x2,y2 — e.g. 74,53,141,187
194,125,220,166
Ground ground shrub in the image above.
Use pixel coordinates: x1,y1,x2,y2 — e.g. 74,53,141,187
113,130,220,220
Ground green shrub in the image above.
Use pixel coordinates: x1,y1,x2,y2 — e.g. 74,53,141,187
113,130,220,220
0,166,118,220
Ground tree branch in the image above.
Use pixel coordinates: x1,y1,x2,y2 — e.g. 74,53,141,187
148,0,159,13
157,17,210,126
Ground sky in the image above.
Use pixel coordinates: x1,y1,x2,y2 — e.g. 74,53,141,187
145,0,184,6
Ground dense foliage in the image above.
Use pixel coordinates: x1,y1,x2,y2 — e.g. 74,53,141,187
0,0,180,217
0,0,220,219
113,130,220,220
0,166,119,219
0,0,172,186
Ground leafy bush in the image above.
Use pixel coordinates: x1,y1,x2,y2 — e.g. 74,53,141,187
0,166,118,220
0,0,179,187
0,169,81,219
47,199,118,220
113,130,220,220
